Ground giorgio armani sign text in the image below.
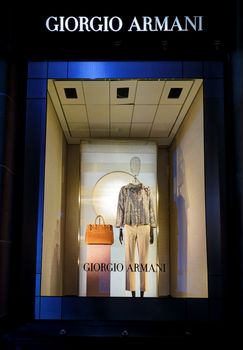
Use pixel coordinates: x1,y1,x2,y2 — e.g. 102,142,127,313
45,16,204,32
82,262,167,272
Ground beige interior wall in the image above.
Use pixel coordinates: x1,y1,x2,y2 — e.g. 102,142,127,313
63,145,80,295
157,149,170,296
41,94,67,296
169,86,208,297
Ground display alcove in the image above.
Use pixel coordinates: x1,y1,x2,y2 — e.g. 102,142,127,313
22,60,225,321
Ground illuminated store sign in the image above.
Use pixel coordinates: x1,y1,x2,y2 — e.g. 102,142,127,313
45,16,204,32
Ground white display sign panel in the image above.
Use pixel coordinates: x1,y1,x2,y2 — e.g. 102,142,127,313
79,140,159,297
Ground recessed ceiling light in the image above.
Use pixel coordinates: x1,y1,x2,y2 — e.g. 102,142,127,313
117,87,129,99
64,88,78,99
168,88,183,99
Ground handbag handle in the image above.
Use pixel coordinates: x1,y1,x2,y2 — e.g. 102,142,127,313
95,215,105,225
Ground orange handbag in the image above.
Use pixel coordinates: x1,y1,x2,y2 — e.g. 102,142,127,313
85,215,114,245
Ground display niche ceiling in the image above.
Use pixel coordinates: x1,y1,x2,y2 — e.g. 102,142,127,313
48,78,203,146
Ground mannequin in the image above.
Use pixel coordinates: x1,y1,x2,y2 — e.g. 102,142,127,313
116,179,156,297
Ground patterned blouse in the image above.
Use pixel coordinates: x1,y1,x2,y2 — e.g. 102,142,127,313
116,183,156,228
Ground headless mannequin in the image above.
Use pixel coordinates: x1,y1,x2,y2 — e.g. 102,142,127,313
119,227,154,297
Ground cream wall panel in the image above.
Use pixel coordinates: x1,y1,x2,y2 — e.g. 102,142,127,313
169,86,208,297
41,95,67,296
63,145,80,295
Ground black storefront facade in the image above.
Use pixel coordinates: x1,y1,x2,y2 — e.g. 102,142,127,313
0,8,243,347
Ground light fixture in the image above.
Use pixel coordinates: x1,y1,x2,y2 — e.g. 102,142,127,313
117,87,129,99
168,88,183,99
64,88,78,99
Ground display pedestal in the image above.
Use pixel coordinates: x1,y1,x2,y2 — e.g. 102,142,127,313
86,245,111,296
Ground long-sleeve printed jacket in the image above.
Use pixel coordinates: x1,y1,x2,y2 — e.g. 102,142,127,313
116,183,156,228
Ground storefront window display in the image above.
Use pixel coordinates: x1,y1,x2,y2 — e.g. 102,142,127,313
40,77,207,299
24,61,224,319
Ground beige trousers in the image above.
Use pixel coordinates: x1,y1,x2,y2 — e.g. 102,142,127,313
124,224,150,292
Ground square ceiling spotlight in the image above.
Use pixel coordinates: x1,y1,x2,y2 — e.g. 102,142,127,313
64,88,78,99
160,80,193,105
117,87,129,98
110,80,137,104
54,81,85,104
168,88,183,99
